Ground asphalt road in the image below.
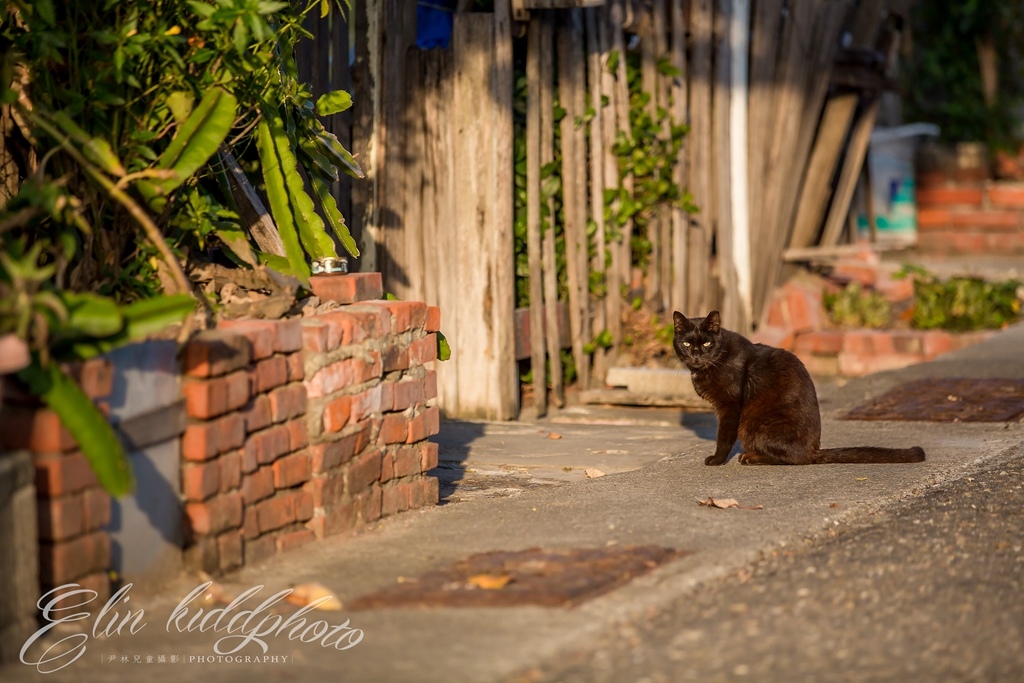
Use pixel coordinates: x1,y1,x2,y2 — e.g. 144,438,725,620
524,452,1024,683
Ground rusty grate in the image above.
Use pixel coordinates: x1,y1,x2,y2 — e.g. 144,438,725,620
846,378,1024,422
347,545,686,609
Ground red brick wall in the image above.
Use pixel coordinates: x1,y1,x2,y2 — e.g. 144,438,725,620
0,359,114,603
916,172,1024,253
0,272,443,590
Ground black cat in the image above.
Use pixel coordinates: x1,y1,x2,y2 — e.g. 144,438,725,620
673,310,926,466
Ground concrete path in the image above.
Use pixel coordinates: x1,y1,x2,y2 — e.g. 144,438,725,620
5,325,1023,683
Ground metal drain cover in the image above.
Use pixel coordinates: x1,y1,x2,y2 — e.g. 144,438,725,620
846,378,1024,422
347,545,686,609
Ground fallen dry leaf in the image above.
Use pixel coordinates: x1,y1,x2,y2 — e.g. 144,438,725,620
466,573,514,590
698,497,764,511
547,432,562,440
585,468,606,479
286,582,342,610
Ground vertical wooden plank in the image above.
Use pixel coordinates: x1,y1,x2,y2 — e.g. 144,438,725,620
820,98,881,248
558,11,589,404
526,17,548,417
728,0,752,333
539,15,564,408
595,5,620,380
669,0,689,316
712,0,736,329
788,94,859,250
424,49,459,414
641,1,661,306
402,48,427,300
492,0,518,419
584,7,604,389
609,0,633,302
687,0,714,316
351,0,381,272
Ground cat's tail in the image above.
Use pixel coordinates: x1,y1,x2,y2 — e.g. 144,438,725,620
813,446,926,464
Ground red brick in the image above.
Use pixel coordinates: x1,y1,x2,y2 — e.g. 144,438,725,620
352,419,372,453
304,472,345,508
294,490,314,521
782,282,824,334
183,414,246,462
383,342,411,372
268,383,307,423
183,461,221,501
356,485,382,523
891,331,924,355
424,371,438,401
245,424,292,466
916,208,950,229
950,210,1021,230
324,395,352,433
310,438,356,474
39,531,109,584
393,446,421,478
320,500,357,537
183,371,250,420
0,407,76,453
952,167,989,183
877,274,914,302
922,330,954,359
45,570,111,604
917,187,984,207
286,353,305,382
82,487,111,531
350,384,384,421
986,183,1024,208
379,413,408,445
949,330,995,351
277,528,315,554
244,534,277,565
347,449,383,494
37,493,84,541
252,355,288,394
392,379,425,411
359,300,427,334
379,452,395,483
749,326,795,351
273,452,311,488
287,418,308,451
421,441,439,472
181,330,252,378
317,309,387,349
411,477,439,509
409,334,438,365
308,272,383,304
241,467,275,504
255,494,295,533
218,320,275,359
218,531,243,572
838,352,921,377
382,482,413,516
272,319,303,353
832,262,878,287
408,406,440,443
242,507,260,540
425,306,441,333
219,450,243,492
793,331,844,355
241,394,272,434
301,321,330,353
34,453,98,497
186,492,243,535
68,359,113,400
305,354,383,398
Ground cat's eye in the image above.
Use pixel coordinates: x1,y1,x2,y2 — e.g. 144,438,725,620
682,342,690,347
703,341,712,347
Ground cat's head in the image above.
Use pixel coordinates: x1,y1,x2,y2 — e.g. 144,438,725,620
672,310,723,370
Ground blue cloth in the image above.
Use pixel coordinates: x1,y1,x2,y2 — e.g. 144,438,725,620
417,3,454,50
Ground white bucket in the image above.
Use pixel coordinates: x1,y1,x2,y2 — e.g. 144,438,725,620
855,123,940,245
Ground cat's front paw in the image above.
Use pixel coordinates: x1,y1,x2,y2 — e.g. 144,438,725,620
704,454,728,466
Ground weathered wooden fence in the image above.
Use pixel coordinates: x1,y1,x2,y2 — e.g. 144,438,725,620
321,0,904,419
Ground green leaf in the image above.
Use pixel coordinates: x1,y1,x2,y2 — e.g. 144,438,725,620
188,0,216,18
34,0,56,26
139,87,237,210
436,331,451,362
60,292,124,339
256,114,311,278
257,1,289,13
166,91,195,125
316,90,353,116
276,108,336,260
17,360,134,497
65,295,195,360
311,175,360,257
50,112,127,177
214,224,258,266
607,49,620,74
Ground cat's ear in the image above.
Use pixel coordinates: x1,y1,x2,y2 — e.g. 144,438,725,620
673,311,692,332
703,310,721,333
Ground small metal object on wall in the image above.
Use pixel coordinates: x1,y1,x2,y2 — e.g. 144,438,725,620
310,256,349,276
